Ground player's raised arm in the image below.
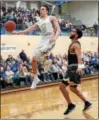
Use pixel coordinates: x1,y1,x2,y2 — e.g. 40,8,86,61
12,24,39,35
51,16,61,41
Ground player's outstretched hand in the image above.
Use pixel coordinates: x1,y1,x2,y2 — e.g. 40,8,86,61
11,31,25,35
9,31,18,35
76,68,84,75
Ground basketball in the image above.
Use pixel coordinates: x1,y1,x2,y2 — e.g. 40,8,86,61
4,21,16,32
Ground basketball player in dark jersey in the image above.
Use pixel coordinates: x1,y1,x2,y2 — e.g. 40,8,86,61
59,28,92,115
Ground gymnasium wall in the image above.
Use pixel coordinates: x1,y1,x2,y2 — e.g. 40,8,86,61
30,2,38,9
5,1,27,9
5,2,16,8
4,1,38,9
62,1,98,27
1,35,98,59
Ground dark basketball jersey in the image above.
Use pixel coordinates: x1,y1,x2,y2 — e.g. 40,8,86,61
68,41,81,65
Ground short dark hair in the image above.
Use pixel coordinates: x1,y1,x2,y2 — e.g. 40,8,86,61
41,5,49,12
76,28,83,38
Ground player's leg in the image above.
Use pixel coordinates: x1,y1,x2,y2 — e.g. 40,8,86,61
30,58,41,89
59,80,76,115
31,41,55,88
70,84,87,102
59,82,71,104
31,57,38,75
70,84,92,112
40,42,55,71
30,49,41,89
30,42,52,89
69,72,92,112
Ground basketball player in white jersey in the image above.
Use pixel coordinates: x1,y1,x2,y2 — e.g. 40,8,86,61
12,5,61,89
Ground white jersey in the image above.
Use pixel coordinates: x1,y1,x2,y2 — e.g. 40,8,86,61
33,16,56,61
35,16,54,37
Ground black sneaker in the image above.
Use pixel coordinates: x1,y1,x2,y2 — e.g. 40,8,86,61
64,104,76,115
83,101,92,112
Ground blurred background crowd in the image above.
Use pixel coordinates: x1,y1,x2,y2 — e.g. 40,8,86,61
1,50,99,90
1,5,99,36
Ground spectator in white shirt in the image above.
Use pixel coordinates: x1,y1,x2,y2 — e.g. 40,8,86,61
5,65,14,86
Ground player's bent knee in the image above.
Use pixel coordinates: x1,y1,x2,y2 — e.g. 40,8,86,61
33,55,45,63
70,85,77,88
32,58,37,62
59,82,68,90
70,86,78,93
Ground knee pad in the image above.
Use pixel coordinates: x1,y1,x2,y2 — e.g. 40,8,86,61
62,80,69,86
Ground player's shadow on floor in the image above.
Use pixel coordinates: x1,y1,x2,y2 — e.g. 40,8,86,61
64,112,95,119
83,112,95,119
64,117,71,120
64,116,71,120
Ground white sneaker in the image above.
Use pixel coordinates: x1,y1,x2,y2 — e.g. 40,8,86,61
30,76,40,89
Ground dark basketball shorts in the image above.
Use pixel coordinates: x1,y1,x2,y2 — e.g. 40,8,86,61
62,66,82,86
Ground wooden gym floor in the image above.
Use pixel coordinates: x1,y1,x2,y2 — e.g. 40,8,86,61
1,77,98,119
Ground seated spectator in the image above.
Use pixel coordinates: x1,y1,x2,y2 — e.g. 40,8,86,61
49,52,54,61
24,18,33,28
56,54,63,66
0,55,4,62
11,60,19,73
6,55,16,70
65,21,71,32
5,65,14,87
16,55,23,63
63,53,68,61
0,55,5,66
23,60,31,70
14,64,26,86
82,53,90,63
44,56,52,72
14,64,31,86
6,55,15,63
38,63,47,82
1,66,7,89
51,61,63,80
43,56,54,82
61,62,68,77
90,57,98,72
23,65,32,85
84,62,91,75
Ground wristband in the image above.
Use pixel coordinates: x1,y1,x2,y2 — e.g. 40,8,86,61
78,64,85,69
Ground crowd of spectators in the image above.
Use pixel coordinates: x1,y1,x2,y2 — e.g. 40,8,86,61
1,6,73,34
58,18,73,32
1,6,40,34
1,50,99,90
1,6,98,36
